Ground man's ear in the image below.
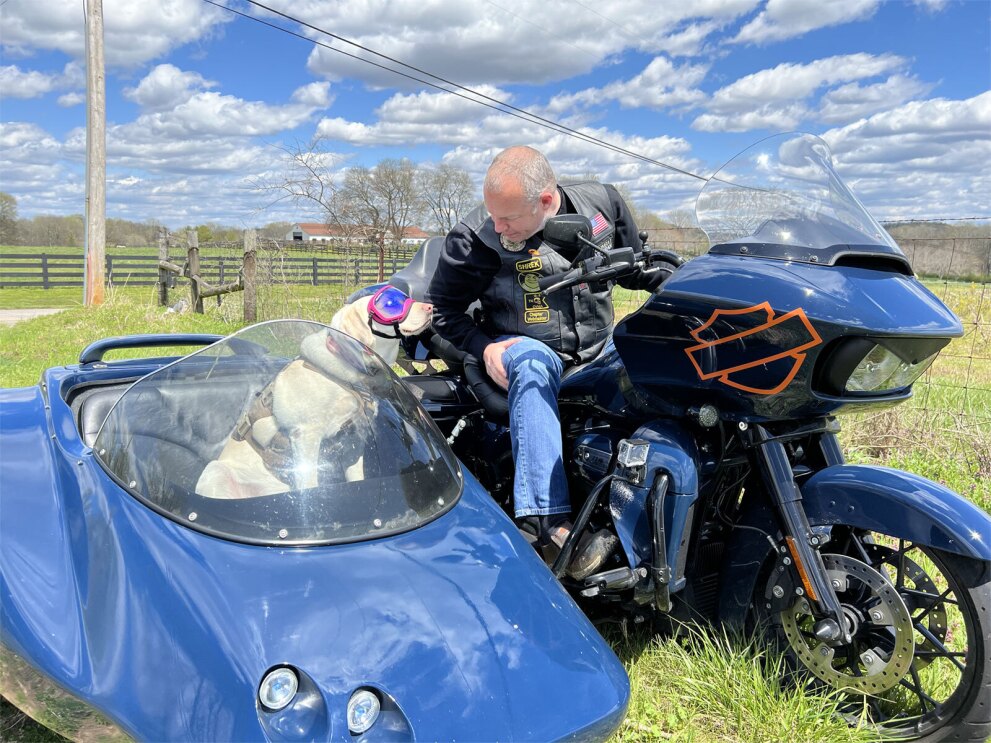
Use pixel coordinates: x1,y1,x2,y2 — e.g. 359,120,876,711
539,190,555,211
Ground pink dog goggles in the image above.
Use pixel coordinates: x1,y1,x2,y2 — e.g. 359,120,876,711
368,285,415,325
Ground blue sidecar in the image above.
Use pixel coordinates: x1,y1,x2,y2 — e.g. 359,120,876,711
0,320,630,742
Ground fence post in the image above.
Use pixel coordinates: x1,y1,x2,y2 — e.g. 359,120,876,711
243,229,257,324
188,230,203,313
377,232,386,282
312,256,318,285
157,227,169,306
105,255,113,287
219,257,225,286
41,254,49,290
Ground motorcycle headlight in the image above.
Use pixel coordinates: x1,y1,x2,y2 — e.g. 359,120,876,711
814,337,948,396
846,344,939,392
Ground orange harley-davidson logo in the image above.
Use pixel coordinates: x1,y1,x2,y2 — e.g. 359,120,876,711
684,302,823,395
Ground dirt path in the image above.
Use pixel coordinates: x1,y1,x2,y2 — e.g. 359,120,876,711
0,308,64,326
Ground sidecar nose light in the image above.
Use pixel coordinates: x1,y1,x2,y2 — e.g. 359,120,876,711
259,667,298,711
347,689,381,734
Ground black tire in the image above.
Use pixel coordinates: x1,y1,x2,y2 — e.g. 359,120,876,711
754,530,990,741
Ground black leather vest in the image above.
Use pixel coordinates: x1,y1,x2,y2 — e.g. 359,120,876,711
462,182,617,363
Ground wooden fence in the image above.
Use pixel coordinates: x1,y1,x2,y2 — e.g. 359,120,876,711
0,250,419,290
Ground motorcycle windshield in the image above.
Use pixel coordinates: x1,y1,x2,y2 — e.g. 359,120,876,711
696,133,905,264
93,320,462,545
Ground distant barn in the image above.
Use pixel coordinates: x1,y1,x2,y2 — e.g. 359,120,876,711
287,222,431,246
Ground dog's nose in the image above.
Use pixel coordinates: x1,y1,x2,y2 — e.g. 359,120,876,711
424,304,433,312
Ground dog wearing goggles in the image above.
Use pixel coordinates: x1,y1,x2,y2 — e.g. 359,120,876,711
195,288,431,500
330,285,433,365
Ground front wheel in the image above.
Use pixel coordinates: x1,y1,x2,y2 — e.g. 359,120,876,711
755,530,990,741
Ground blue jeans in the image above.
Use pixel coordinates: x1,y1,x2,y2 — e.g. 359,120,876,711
499,336,570,519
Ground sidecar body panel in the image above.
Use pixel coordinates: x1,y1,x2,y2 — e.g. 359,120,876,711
0,325,629,742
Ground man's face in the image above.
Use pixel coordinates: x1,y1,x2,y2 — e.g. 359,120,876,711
483,182,552,243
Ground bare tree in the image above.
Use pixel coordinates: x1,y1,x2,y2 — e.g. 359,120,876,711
0,192,18,245
416,164,475,233
330,159,425,279
253,138,341,217
665,209,698,228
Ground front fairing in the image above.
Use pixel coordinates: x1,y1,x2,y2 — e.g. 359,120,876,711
604,133,962,421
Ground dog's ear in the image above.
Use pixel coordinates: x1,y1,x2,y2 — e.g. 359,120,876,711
338,299,375,347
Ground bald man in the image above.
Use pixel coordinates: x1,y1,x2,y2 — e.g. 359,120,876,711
427,146,662,578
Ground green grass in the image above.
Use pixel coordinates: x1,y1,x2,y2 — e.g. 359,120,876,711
1,283,988,742
612,628,877,742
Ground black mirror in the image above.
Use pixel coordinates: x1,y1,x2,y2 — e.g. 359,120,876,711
542,214,593,249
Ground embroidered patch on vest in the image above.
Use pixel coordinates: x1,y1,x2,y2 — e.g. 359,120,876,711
516,256,542,272
590,212,609,236
524,292,549,310
518,273,541,292
524,309,550,324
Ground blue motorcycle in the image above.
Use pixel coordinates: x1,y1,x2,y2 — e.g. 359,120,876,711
2,133,987,741
391,133,990,741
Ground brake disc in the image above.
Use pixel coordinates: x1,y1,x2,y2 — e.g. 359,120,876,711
779,553,915,694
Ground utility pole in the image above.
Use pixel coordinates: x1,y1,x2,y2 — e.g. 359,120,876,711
83,0,106,306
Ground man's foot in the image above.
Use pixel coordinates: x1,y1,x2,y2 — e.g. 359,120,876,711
541,521,618,580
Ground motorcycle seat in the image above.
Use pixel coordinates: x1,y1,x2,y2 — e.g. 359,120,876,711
390,236,444,302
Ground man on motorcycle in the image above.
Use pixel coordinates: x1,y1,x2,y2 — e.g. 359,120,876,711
427,145,663,576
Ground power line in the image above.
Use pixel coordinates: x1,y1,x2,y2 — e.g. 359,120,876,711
203,0,708,182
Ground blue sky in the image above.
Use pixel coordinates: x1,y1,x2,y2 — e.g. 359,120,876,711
1,0,988,229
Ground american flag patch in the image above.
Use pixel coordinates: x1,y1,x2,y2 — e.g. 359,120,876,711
590,212,608,236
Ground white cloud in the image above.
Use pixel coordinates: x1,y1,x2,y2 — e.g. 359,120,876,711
733,0,881,45
252,0,759,88
823,92,991,218
0,66,58,98
0,62,82,99
691,53,909,131
547,57,710,114
118,71,333,139
818,75,933,124
291,81,333,107
693,103,808,132
124,64,216,112
57,92,86,107
0,0,230,68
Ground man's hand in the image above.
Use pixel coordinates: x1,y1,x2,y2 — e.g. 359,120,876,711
482,338,521,390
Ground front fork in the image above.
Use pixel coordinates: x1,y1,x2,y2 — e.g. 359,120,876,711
746,423,852,643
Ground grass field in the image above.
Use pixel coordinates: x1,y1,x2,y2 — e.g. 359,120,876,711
0,279,988,742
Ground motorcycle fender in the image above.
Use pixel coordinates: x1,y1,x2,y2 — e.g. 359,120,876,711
801,464,991,561
719,464,990,629
609,421,699,590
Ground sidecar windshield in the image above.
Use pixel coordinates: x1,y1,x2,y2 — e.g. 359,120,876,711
696,133,905,266
92,320,461,546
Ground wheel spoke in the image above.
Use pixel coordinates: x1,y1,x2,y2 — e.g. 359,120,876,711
900,665,941,712
905,586,958,621
914,650,966,659
914,622,967,673
895,539,908,590
851,536,873,564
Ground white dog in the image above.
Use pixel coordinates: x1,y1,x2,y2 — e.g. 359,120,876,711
330,290,433,364
194,290,432,500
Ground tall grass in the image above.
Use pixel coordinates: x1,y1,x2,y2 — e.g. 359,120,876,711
1,283,988,742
